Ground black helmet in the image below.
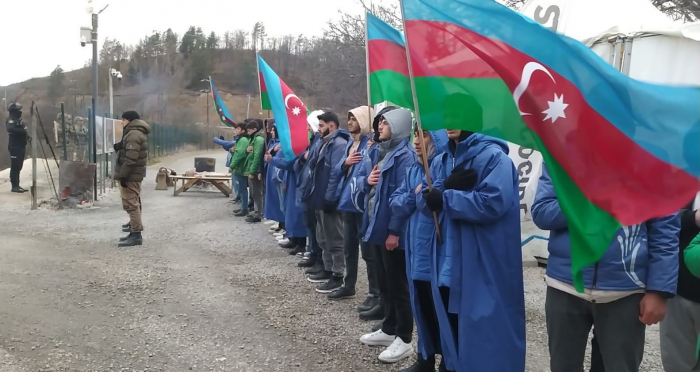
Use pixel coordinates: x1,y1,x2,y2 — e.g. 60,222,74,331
8,103,22,112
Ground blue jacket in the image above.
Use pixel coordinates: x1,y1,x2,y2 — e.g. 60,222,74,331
295,132,323,209
333,133,372,214
213,137,237,151
357,138,417,245
532,165,680,294
271,151,307,238
418,134,525,372
263,138,285,223
308,130,350,211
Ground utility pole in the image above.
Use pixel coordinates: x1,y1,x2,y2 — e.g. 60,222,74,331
246,94,251,118
90,12,98,165
201,78,211,126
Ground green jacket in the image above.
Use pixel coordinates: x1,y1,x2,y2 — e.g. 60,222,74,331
687,233,700,279
229,136,250,176
245,131,266,176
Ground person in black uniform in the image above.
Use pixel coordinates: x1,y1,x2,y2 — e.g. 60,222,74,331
5,103,29,193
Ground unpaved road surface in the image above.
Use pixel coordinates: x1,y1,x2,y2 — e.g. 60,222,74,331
0,151,665,371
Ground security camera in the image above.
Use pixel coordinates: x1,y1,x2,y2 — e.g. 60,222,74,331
116,72,123,81
80,36,87,47
110,68,117,77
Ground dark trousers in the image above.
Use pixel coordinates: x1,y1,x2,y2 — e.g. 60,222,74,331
373,244,413,343
304,207,321,262
250,177,264,217
546,287,645,372
291,237,306,248
343,213,379,296
9,146,26,187
415,281,458,361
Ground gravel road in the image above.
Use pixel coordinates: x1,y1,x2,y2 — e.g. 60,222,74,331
0,150,665,372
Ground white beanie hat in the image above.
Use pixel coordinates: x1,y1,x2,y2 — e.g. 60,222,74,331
307,110,323,133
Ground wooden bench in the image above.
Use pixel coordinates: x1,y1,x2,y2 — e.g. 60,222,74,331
171,174,232,197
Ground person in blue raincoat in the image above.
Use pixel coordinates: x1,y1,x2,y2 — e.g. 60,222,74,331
356,107,418,364
268,143,307,255
263,123,285,226
419,94,525,372
295,110,325,270
390,128,449,372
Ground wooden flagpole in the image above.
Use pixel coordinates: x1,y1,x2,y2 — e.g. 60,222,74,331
399,0,442,244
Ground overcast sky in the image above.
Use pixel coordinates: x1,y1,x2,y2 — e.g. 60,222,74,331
0,0,378,86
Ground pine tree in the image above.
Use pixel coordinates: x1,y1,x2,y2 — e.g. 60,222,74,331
48,65,66,104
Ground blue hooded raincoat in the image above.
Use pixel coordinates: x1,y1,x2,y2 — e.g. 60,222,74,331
389,130,449,360
271,150,307,238
263,136,285,223
417,133,525,372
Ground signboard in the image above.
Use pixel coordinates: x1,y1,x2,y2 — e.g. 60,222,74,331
95,116,118,155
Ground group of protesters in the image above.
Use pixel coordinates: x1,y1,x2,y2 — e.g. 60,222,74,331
214,104,700,372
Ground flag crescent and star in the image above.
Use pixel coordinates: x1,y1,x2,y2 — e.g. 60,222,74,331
513,61,569,123
284,94,303,116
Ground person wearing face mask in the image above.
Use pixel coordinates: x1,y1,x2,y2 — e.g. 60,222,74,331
390,128,449,372
5,103,29,193
356,107,417,364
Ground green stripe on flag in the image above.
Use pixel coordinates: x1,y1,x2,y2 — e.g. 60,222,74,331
261,92,272,111
412,75,620,292
369,70,414,109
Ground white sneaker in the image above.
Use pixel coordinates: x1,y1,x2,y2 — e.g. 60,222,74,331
264,220,277,226
360,330,395,347
273,230,286,237
378,337,414,363
268,223,280,231
278,238,290,245
276,235,286,241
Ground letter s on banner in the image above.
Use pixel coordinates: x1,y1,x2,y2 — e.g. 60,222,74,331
507,142,543,222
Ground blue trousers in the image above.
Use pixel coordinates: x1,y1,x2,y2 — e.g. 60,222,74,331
234,175,249,213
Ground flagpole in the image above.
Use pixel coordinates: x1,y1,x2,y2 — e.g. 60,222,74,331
400,0,442,244
365,12,372,124
256,53,263,113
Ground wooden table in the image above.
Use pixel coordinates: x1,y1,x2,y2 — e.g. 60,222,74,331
171,174,232,197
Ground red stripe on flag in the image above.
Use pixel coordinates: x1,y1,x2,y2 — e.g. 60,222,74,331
259,72,268,93
407,20,699,225
368,39,410,75
406,21,499,79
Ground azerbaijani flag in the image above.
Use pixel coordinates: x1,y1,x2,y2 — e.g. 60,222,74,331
257,57,272,111
257,55,309,161
209,78,236,127
402,0,700,291
366,13,413,109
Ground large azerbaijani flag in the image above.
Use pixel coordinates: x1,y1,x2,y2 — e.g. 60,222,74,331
209,78,236,127
366,13,413,109
402,0,700,291
257,55,310,161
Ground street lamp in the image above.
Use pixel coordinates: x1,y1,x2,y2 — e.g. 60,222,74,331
201,78,211,126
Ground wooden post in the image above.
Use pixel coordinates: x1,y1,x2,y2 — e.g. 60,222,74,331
30,102,38,210
399,1,442,244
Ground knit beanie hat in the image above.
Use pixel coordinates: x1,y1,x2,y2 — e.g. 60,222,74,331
121,110,140,122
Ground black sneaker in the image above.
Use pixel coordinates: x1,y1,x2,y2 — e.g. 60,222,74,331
307,270,332,283
289,246,305,256
398,355,436,372
357,295,380,313
359,303,385,321
245,215,262,223
11,186,27,193
304,262,324,274
315,276,344,293
234,210,248,217
118,232,143,247
298,257,316,268
327,285,356,300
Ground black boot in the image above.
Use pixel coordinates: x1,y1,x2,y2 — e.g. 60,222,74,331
359,303,385,321
399,355,435,372
11,185,27,193
245,215,261,223
118,232,143,247
357,295,380,313
119,233,131,242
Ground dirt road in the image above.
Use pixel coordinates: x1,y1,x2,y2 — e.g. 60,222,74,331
0,151,665,372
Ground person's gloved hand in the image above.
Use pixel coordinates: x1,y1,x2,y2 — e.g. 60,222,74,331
114,141,123,151
120,178,128,188
444,168,478,191
422,188,443,211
